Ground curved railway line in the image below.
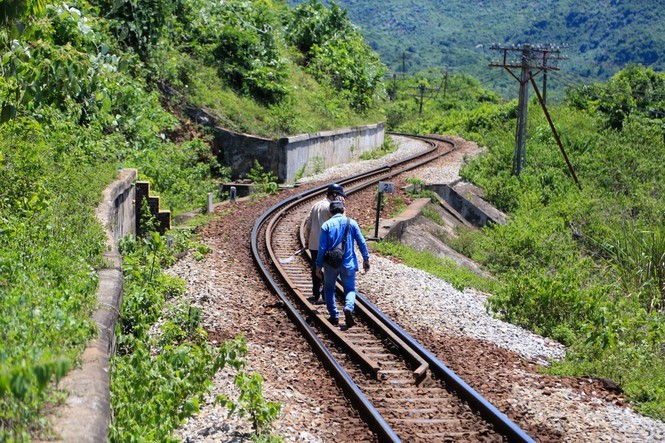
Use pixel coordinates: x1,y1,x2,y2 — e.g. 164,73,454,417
250,135,534,442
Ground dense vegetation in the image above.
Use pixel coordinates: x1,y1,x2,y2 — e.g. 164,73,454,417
288,0,664,99
0,0,384,440
385,65,665,420
111,229,280,442
1,0,663,439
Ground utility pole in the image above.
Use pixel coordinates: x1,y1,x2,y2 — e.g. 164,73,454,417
433,68,452,101
408,83,435,116
489,43,567,177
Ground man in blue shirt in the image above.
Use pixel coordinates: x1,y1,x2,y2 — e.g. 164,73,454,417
315,200,370,327
303,184,346,303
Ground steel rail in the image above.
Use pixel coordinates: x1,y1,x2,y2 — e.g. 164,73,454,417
354,294,535,443
252,134,534,442
251,194,401,443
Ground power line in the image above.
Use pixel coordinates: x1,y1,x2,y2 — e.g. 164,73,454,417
489,43,569,177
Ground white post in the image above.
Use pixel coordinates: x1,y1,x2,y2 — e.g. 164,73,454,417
206,192,213,213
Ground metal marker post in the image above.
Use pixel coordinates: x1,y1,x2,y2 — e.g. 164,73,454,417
373,181,395,239
373,191,383,239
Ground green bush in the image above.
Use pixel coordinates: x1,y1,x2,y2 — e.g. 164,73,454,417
451,66,665,419
112,231,281,441
285,0,386,112
213,1,288,103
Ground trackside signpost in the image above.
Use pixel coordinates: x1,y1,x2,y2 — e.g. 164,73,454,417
374,181,394,239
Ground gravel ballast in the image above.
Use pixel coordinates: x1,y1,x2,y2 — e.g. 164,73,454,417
171,135,665,442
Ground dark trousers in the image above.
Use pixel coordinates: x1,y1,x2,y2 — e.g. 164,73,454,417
310,249,322,298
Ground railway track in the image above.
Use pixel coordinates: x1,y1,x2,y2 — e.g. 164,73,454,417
251,135,534,442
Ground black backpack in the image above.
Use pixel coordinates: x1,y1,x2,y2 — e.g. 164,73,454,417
323,218,350,268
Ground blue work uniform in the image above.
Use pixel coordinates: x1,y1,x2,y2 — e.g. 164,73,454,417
315,214,370,319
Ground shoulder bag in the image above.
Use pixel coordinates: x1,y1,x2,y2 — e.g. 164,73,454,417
323,218,350,269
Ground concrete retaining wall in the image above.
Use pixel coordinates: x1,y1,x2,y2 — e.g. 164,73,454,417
280,123,384,183
185,105,384,183
48,168,138,442
426,182,506,227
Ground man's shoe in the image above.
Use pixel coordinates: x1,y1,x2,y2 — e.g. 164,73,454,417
344,310,355,328
328,316,339,326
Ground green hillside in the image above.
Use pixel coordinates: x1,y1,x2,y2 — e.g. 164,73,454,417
383,64,665,420
288,0,664,98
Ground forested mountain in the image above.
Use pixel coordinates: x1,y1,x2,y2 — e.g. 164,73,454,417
288,0,664,98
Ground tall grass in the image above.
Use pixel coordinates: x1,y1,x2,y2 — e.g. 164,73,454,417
600,222,665,312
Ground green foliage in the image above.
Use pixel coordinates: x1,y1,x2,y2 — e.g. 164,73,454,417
288,0,664,99
217,372,281,436
0,0,45,27
420,204,443,226
91,0,179,58
0,113,115,438
384,71,507,136
433,65,665,419
596,222,665,312
0,0,383,438
135,138,229,213
404,177,423,194
446,226,484,259
285,0,386,112
359,136,397,160
212,0,289,103
248,160,279,195
567,65,665,130
0,4,116,123
112,231,281,441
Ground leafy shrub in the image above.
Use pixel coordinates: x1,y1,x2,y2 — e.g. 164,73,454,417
212,0,288,103
91,0,179,58
0,115,115,439
285,0,386,112
452,66,665,419
217,371,281,436
248,160,279,194
112,231,281,441
567,65,665,130
134,138,229,213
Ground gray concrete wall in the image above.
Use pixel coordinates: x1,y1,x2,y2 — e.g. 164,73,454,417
181,90,385,184
104,169,137,245
426,182,506,227
280,123,384,183
47,168,137,442
213,126,283,181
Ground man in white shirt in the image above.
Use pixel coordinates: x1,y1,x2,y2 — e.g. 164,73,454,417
303,184,346,303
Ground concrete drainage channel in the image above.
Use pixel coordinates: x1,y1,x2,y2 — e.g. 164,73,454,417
44,169,137,442
376,180,506,241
